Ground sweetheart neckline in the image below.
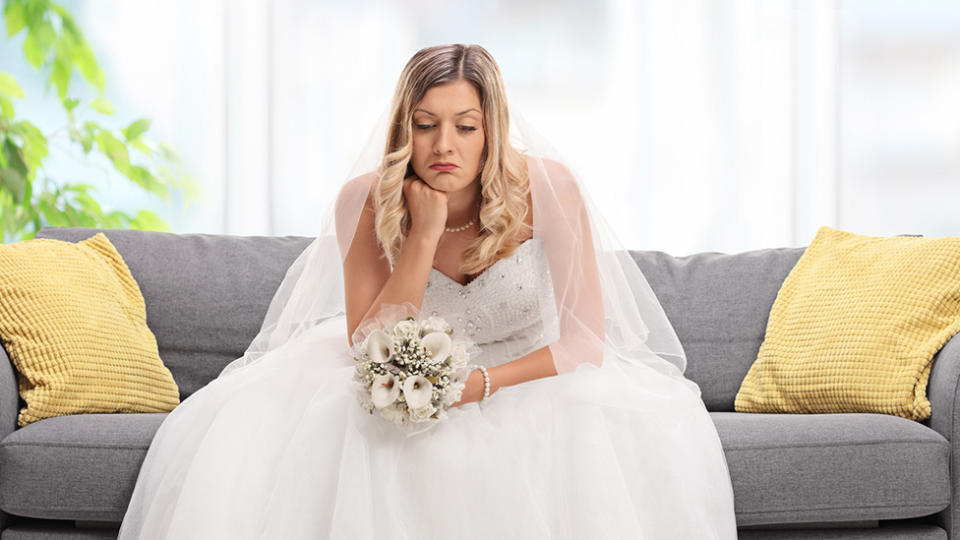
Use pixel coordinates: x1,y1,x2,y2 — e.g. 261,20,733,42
429,237,539,289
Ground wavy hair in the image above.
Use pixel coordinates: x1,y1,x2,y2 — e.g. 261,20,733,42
374,43,531,276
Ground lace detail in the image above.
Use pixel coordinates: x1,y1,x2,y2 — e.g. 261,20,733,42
421,237,561,369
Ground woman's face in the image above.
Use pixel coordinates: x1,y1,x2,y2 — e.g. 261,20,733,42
410,79,486,193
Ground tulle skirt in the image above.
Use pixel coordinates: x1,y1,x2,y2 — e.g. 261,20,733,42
118,315,738,539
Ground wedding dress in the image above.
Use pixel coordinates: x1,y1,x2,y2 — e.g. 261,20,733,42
117,89,738,537
117,233,737,539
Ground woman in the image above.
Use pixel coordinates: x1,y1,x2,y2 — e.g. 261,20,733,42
118,44,737,539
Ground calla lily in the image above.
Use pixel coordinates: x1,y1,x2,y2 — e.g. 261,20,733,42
370,373,401,408
366,330,393,364
402,375,434,409
421,331,452,364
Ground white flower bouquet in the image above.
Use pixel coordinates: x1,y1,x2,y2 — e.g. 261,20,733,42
351,303,478,425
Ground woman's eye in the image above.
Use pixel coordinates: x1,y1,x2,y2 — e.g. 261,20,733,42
413,124,477,132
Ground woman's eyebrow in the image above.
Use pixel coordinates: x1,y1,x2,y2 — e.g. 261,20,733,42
414,108,481,116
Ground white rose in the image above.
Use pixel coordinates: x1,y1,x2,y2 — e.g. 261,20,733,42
421,331,452,364
393,319,419,338
422,316,449,335
365,330,394,364
409,404,437,422
448,344,469,370
401,375,434,409
370,373,401,409
441,382,465,407
378,403,406,425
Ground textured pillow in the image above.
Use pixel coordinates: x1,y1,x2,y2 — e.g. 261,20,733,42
734,226,960,421
0,232,179,427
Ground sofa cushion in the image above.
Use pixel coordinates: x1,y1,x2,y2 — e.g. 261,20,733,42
34,228,314,401
0,413,166,522
735,226,960,421
713,411,951,526
632,247,805,411
0,233,179,427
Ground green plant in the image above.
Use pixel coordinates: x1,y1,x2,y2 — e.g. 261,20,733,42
0,0,197,243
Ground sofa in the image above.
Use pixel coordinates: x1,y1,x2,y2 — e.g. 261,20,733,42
0,226,953,539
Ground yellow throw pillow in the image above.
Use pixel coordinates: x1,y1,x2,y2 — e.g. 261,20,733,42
0,232,179,427
735,226,960,421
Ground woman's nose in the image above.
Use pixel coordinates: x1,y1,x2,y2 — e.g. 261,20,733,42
433,124,454,155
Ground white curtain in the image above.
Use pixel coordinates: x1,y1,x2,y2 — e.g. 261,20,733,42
50,0,959,253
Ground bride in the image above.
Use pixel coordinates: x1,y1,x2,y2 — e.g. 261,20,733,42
117,43,738,539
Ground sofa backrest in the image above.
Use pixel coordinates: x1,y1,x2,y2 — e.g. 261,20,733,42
33,227,806,409
35,227,313,401
631,247,805,411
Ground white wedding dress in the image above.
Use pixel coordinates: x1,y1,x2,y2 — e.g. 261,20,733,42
118,236,738,539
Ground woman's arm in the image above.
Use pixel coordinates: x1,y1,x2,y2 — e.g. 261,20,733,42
340,176,446,347
346,231,438,347
452,345,557,406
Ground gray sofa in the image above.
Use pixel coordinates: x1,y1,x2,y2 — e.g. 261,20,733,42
0,226,953,539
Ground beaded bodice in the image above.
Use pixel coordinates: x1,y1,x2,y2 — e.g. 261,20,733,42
420,237,561,370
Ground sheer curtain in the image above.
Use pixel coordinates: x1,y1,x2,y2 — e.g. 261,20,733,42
21,0,955,253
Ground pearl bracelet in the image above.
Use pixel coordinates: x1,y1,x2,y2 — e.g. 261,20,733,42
472,364,491,402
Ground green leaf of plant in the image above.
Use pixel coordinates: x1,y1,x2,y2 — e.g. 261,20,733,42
75,42,104,93
63,97,80,111
22,18,56,69
0,96,14,118
12,121,48,172
95,130,129,169
0,73,25,99
0,167,26,204
5,1,27,37
130,209,170,232
122,118,151,141
130,139,152,156
90,96,114,115
2,138,28,180
51,39,72,100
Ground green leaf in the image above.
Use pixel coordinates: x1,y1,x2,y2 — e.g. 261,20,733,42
22,18,55,69
12,121,48,173
5,1,27,37
0,72,25,99
122,118,151,141
130,139,152,156
75,42,104,93
63,97,80,111
0,96,13,118
51,39,72,100
90,96,114,115
130,209,169,232
95,130,129,169
130,165,169,199
0,167,26,203
2,138,28,180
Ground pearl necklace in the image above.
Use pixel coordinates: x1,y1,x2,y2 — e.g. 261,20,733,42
444,201,481,233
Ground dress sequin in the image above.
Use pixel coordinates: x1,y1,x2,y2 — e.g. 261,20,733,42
421,237,560,370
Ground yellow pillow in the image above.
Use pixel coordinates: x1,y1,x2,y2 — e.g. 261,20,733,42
0,233,179,427
735,226,960,421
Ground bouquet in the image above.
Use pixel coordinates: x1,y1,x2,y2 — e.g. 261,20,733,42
351,309,476,425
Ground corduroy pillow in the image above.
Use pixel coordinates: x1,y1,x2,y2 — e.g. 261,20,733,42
0,232,179,427
735,226,960,421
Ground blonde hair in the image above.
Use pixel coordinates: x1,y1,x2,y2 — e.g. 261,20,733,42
374,43,531,275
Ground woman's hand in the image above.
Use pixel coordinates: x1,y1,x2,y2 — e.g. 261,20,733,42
403,174,448,241
449,369,491,408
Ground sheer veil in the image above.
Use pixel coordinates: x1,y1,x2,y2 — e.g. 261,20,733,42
217,93,690,388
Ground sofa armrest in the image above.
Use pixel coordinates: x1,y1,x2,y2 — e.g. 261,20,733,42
925,332,960,537
0,346,17,441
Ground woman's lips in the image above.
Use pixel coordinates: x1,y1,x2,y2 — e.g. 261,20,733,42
430,164,457,171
